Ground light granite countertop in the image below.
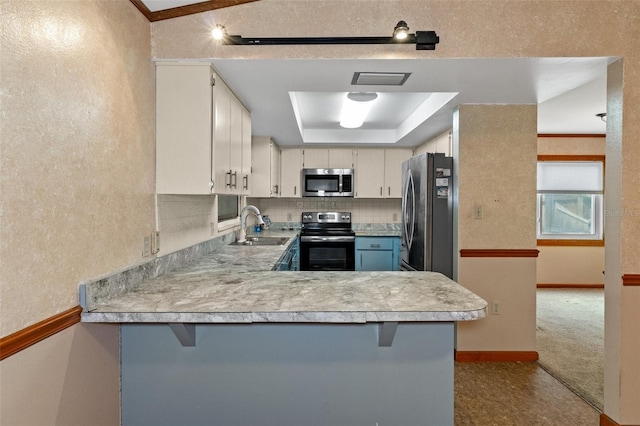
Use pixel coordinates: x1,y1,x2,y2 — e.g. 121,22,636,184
81,230,487,324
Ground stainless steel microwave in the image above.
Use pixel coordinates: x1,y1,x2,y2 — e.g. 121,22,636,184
302,168,354,197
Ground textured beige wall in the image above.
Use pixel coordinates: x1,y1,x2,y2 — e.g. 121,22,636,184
0,324,120,426
0,1,155,336
1,1,152,422
537,136,606,156
454,104,538,352
457,104,538,249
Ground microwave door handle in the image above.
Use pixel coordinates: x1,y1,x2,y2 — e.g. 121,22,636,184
339,175,343,194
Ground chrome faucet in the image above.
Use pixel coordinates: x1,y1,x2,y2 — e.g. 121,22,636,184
238,205,265,243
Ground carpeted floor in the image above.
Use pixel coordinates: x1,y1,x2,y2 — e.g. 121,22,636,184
536,288,604,411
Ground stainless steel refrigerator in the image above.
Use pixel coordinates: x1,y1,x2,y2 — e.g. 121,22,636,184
401,153,454,277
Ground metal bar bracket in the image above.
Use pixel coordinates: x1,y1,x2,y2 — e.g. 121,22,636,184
378,322,399,347
168,323,196,347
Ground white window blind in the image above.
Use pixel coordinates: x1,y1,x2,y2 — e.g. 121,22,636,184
537,162,603,192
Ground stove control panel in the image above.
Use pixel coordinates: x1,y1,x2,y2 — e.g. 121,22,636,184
301,212,351,224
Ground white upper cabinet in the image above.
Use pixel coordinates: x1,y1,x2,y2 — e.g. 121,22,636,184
354,149,385,198
251,136,280,197
280,148,302,197
302,149,329,168
156,62,251,195
213,75,233,193
384,149,412,198
329,148,355,168
156,64,213,194
214,74,250,195
354,149,412,198
241,109,252,194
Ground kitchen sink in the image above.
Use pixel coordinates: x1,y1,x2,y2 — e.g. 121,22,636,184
231,236,290,246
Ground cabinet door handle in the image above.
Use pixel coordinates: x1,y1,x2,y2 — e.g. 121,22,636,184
231,171,238,188
388,187,391,196
274,184,279,194
380,187,383,196
294,186,296,196
371,244,381,248
209,180,215,192
243,175,249,190
225,170,232,187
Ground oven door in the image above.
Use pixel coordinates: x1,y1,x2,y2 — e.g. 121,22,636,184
300,236,355,271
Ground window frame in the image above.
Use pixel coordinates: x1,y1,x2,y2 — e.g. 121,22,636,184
215,194,241,233
536,155,605,247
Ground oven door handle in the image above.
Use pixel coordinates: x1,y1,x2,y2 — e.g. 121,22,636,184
300,235,355,243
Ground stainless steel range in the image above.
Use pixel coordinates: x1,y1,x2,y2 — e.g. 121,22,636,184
299,212,355,271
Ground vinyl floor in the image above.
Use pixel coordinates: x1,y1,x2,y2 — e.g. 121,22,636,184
454,362,601,426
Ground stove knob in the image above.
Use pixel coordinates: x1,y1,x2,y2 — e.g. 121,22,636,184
342,215,350,220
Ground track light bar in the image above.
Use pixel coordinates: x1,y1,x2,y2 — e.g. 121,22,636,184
215,22,440,50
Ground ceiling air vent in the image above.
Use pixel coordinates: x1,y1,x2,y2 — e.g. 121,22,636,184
351,72,412,86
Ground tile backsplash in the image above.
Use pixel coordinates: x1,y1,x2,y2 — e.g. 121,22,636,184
248,198,402,224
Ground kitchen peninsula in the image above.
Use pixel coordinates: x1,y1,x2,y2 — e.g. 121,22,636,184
81,230,486,426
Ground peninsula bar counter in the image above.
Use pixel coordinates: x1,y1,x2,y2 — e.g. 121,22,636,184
80,233,486,425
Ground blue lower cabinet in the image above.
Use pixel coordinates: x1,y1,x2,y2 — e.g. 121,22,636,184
355,237,400,271
276,237,300,271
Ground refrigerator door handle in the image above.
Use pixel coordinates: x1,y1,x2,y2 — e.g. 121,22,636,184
402,170,415,252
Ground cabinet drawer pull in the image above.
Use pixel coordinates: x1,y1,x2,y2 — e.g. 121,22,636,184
370,244,381,248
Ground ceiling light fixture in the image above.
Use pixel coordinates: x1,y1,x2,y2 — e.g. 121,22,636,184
340,92,378,129
215,21,440,50
212,24,227,40
596,112,607,123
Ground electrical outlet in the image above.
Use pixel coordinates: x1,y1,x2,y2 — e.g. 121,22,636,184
142,236,151,257
473,205,483,219
491,300,501,315
150,232,156,254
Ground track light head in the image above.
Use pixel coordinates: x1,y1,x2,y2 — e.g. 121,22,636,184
393,21,410,40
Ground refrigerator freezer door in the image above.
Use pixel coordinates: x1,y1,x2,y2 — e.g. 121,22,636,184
401,153,452,276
